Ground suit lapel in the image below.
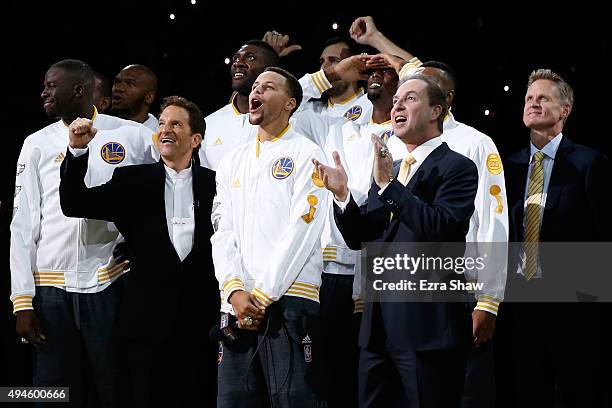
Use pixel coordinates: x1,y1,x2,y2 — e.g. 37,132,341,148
544,137,574,212
405,142,447,190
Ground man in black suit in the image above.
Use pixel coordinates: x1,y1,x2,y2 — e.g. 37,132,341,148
59,96,218,407
314,73,478,408
496,69,609,408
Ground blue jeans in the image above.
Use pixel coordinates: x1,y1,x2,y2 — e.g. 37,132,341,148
32,277,125,408
218,296,327,408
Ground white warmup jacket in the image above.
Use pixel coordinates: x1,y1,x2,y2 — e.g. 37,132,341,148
211,125,328,314
299,70,372,125
10,108,156,313
200,94,341,170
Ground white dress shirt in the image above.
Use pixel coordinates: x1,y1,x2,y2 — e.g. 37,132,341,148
164,165,195,262
517,133,563,278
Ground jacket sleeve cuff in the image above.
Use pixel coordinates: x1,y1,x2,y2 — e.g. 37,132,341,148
475,296,501,315
398,57,424,80
12,295,34,314
310,70,333,95
354,298,364,314
222,278,245,302
251,288,274,307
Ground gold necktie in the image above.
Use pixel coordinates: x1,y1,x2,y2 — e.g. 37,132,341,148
524,151,546,281
397,153,417,186
390,154,416,221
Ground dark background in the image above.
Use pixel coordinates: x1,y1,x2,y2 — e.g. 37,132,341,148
2,1,609,386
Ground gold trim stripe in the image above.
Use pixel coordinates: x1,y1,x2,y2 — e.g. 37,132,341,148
311,72,326,94
476,303,498,314
479,295,502,304
285,290,319,301
223,278,245,292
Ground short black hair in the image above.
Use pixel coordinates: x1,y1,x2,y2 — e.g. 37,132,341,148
264,66,302,116
422,61,457,88
93,71,111,97
160,96,206,136
322,36,360,56
243,39,280,66
50,59,95,90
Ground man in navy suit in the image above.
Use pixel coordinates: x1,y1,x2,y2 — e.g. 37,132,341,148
496,69,609,407
59,96,218,407
315,73,478,407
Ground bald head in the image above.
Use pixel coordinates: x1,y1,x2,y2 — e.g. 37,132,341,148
111,64,158,122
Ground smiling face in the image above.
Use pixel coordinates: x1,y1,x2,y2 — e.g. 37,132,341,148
367,68,399,102
41,67,75,118
248,71,296,127
523,79,570,132
156,105,202,163
391,79,442,142
231,44,273,96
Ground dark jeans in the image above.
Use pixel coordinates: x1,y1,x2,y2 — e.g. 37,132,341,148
319,272,359,408
218,296,327,408
32,277,125,408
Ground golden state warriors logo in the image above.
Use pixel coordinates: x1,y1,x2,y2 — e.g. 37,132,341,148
271,157,294,180
381,130,394,143
344,106,363,121
101,142,126,165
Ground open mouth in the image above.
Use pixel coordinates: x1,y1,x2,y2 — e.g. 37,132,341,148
369,81,382,89
249,97,263,112
232,71,246,80
394,115,407,124
160,136,176,145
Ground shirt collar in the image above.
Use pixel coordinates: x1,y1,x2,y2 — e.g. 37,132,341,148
164,164,193,180
410,136,443,164
530,132,563,161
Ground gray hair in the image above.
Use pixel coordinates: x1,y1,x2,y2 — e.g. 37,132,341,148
527,69,574,110
400,73,447,132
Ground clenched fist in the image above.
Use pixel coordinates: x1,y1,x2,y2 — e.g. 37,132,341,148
68,118,97,149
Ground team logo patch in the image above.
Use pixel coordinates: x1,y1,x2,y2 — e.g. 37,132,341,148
489,185,504,214
486,153,502,175
101,142,126,165
381,129,394,143
343,105,363,121
16,163,25,176
271,157,294,179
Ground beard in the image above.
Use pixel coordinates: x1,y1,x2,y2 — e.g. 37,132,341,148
248,111,263,125
367,90,382,102
322,80,349,99
232,78,255,97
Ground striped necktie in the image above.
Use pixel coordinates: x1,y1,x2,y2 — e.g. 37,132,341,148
524,151,546,280
397,153,417,186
